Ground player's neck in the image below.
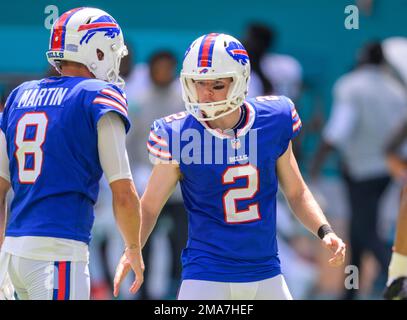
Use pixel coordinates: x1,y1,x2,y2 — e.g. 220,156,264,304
207,107,242,131
60,66,95,79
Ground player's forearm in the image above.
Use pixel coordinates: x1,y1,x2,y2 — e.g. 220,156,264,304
139,163,180,248
113,191,142,249
287,186,330,237
140,199,161,249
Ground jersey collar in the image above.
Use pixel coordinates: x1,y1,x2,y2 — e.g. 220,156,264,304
199,101,256,139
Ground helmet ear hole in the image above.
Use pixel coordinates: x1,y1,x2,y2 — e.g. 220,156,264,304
96,49,104,61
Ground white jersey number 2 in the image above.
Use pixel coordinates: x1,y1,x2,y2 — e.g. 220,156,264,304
15,112,48,184
222,164,261,223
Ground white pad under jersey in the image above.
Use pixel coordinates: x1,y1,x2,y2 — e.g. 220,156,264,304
97,112,133,183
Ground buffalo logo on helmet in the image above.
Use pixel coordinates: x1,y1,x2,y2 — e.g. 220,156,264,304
78,15,121,45
225,42,249,66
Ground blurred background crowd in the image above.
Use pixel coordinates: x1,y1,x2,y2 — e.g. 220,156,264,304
1,0,407,300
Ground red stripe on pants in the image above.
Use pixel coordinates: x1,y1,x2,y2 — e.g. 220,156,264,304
57,262,66,300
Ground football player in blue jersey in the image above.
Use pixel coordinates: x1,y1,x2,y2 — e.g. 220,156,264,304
114,33,346,299
0,7,144,300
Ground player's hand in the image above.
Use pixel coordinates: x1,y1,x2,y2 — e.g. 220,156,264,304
384,277,407,300
113,247,144,298
321,233,346,267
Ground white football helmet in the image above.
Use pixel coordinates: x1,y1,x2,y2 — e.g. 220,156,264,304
46,7,128,88
180,33,251,121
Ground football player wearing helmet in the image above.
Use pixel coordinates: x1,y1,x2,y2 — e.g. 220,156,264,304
114,33,346,300
0,7,143,300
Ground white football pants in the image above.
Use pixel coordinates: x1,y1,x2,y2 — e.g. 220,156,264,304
177,274,293,300
5,254,90,300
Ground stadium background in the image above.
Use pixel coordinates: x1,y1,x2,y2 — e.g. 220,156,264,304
1,0,406,172
0,0,406,300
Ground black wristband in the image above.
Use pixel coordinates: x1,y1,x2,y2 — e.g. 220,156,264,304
317,224,334,239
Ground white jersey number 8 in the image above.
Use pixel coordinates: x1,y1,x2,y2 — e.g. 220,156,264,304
15,112,48,184
222,164,261,224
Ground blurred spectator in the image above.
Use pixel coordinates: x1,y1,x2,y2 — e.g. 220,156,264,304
125,53,151,108
127,50,184,175
126,50,188,299
127,50,183,164
243,22,303,102
243,23,306,162
310,41,407,299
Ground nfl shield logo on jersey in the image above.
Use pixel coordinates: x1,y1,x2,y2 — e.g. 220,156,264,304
231,138,241,149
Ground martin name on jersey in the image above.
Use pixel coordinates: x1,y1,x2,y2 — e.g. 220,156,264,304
16,87,69,108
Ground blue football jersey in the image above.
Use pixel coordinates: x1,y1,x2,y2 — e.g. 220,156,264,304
1,76,130,244
147,95,302,282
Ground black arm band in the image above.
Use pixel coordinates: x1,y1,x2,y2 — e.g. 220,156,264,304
317,224,334,239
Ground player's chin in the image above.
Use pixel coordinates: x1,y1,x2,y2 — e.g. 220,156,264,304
214,107,231,117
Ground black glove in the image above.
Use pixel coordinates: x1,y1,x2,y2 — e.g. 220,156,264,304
384,277,407,300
